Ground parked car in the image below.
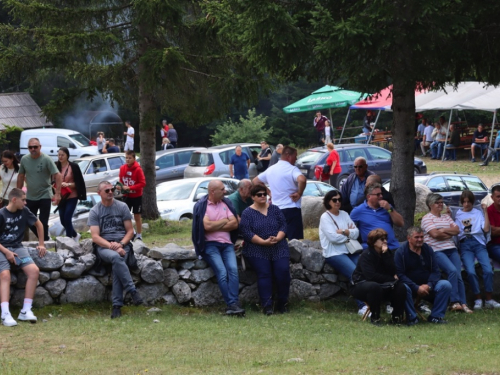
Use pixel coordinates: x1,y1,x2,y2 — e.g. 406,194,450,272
20,128,99,161
184,143,275,179
303,180,338,197
296,144,427,189
74,153,127,191
48,193,101,237
157,177,240,221
383,172,489,207
155,147,206,184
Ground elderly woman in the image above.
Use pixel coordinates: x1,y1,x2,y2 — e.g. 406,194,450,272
351,229,407,325
239,184,290,315
324,143,342,188
319,189,368,316
421,193,468,312
455,191,500,310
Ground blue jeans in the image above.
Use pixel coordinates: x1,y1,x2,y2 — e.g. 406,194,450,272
434,248,466,304
445,144,457,160
325,253,364,309
245,256,290,308
202,242,240,306
235,172,249,180
404,284,418,321
58,197,78,238
460,237,493,295
427,280,452,318
487,243,500,263
431,141,444,159
98,247,136,307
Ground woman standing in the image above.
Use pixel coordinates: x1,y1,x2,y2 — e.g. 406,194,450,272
455,190,500,310
421,193,469,312
324,143,341,188
319,189,367,316
55,147,86,242
167,124,178,148
239,184,290,315
0,150,20,207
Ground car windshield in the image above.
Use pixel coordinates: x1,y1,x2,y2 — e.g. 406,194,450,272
189,153,214,167
297,151,324,164
157,182,196,201
75,159,90,174
69,133,91,147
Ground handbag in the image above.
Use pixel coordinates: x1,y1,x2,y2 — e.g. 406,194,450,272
53,165,72,197
327,212,363,254
0,169,16,208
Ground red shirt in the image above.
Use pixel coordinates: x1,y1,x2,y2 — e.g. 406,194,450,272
487,204,500,245
326,150,342,174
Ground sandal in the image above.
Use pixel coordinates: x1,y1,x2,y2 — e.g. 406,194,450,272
449,302,463,311
462,304,473,314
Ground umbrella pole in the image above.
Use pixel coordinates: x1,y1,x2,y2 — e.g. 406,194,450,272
489,110,497,147
441,109,453,161
366,110,381,144
328,108,333,143
339,108,350,144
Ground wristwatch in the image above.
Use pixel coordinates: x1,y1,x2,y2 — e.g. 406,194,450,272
119,241,126,247
387,207,393,213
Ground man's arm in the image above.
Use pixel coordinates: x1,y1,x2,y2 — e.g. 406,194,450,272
252,176,265,187
290,174,306,202
229,164,234,177
203,214,237,232
491,225,500,237
16,173,25,189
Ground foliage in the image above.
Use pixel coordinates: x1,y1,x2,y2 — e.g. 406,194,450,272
0,124,23,151
210,108,272,145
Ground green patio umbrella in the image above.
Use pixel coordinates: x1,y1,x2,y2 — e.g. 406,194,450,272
283,85,366,113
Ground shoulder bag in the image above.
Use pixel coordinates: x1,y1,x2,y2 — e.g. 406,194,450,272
327,212,363,254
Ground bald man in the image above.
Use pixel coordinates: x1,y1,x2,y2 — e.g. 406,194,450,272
340,157,374,213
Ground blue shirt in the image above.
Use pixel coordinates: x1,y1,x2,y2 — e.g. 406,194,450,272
349,176,366,208
230,153,249,179
350,201,399,250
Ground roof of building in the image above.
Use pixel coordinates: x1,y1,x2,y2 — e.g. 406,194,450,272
0,92,53,131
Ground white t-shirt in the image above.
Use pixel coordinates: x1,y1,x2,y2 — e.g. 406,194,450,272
126,127,135,143
325,125,331,137
0,168,19,198
455,208,486,245
423,125,435,142
257,160,302,209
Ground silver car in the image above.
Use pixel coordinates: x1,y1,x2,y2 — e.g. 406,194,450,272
184,143,275,179
74,153,126,191
155,147,206,184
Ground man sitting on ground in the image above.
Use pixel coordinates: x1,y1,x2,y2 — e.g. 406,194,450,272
0,188,46,326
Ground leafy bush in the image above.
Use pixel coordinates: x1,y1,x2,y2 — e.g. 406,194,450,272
211,109,272,145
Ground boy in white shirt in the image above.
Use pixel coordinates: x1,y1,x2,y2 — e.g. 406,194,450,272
124,121,135,151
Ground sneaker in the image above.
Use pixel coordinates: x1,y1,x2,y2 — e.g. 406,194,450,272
226,304,245,316
131,291,144,306
135,234,143,241
1,313,17,327
485,299,500,309
428,316,447,324
386,304,393,314
111,306,122,319
462,304,473,314
474,299,483,310
263,306,273,316
471,158,476,162
73,233,81,243
449,302,463,312
417,302,432,315
17,310,37,323
358,305,370,317
407,317,419,327
276,303,289,314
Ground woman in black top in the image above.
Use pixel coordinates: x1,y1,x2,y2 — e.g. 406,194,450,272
351,229,407,325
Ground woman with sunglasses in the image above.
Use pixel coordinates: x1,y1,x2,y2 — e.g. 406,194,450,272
0,150,20,207
319,189,367,316
351,229,408,325
239,185,290,315
421,193,470,313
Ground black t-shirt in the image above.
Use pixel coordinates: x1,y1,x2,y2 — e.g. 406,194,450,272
0,207,37,248
472,130,486,144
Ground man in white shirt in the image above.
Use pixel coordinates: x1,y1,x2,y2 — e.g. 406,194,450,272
420,121,435,157
124,121,135,151
253,146,306,240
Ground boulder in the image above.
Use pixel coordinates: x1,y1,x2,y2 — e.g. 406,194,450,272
44,279,67,298
136,283,167,304
172,280,191,303
300,247,324,273
29,249,64,271
304,270,325,284
81,239,95,256
10,288,25,307
22,240,56,250
50,271,60,280
289,279,315,301
79,253,96,271
180,261,195,270
178,269,191,280
239,283,259,304
64,258,77,266
63,276,106,303
290,263,305,280
187,283,196,290
301,196,325,228
97,274,113,286
288,239,305,262
15,272,28,288
60,263,86,279
415,183,432,214
194,259,208,269
189,268,215,283
33,287,54,308
192,282,223,307
163,268,179,288
162,292,178,305
133,239,150,255
160,260,171,269
148,243,197,260
323,273,338,283
57,249,72,260
140,259,164,284
319,283,342,300
56,237,84,256
39,272,51,284
323,263,336,274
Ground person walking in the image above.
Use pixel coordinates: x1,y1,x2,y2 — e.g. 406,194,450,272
0,150,20,208
229,145,250,180
123,121,135,151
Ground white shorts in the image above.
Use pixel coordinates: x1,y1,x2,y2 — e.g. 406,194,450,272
124,142,134,151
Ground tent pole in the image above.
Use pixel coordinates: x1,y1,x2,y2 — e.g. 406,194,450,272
489,110,497,147
328,108,333,142
441,109,453,161
367,110,381,144
339,108,350,144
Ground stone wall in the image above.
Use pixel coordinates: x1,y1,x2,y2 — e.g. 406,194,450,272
10,238,350,308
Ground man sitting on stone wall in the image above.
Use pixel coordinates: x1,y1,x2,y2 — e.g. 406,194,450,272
88,180,143,319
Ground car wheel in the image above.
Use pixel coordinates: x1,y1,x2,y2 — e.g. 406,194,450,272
179,215,192,222
414,166,420,175
337,174,349,190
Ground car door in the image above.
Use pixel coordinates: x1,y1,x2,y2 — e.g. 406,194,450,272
365,146,393,181
174,150,195,180
84,158,110,191
246,146,261,178
155,153,177,183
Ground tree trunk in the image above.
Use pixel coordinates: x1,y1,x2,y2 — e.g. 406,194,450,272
390,79,416,241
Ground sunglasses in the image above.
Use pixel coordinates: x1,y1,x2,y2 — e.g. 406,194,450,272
254,193,266,197
369,193,383,197
28,145,39,150
378,237,388,241
104,188,116,193
353,165,365,169
330,198,341,203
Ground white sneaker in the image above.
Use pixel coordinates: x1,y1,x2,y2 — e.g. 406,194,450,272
473,299,483,310
417,302,432,315
73,233,81,243
386,304,393,314
1,313,17,327
485,299,500,309
358,305,371,317
18,310,37,323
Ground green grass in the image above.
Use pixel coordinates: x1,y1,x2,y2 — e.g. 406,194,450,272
1,301,499,374
141,219,193,248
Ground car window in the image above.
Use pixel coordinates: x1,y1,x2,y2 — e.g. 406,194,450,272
87,159,107,174
445,176,467,192
177,151,194,165
415,176,428,184
222,180,238,195
157,182,196,201
108,157,123,170
189,153,214,167
303,183,321,197
156,154,175,169
344,148,368,162
75,160,90,174
69,133,91,147
297,151,324,164
57,136,75,149
247,146,261,161
367,147,391,160
219,150,236,165
195,181,210,198
426,177,448,192
462,176,487,192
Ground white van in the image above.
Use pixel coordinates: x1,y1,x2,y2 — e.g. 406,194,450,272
20,129,99,161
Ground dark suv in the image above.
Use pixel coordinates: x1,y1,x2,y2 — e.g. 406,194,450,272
296,144,427,189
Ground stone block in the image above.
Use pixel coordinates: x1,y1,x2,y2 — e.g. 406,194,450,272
172,280,191,303
29,249,64,271
45,279,67,298
189,268,215,283
163,268,179,288
64,276,106,303
140,259,164,284
300,247,324,273
192,282,223,307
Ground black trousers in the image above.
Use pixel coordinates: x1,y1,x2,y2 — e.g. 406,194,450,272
351,281,406,319
26,198,51,241
281,208,304,240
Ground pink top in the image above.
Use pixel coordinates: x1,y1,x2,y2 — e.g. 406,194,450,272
61,164,78,199
204,200,234,244
421,212,457,251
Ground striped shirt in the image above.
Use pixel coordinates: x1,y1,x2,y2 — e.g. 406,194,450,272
421,213,457,251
